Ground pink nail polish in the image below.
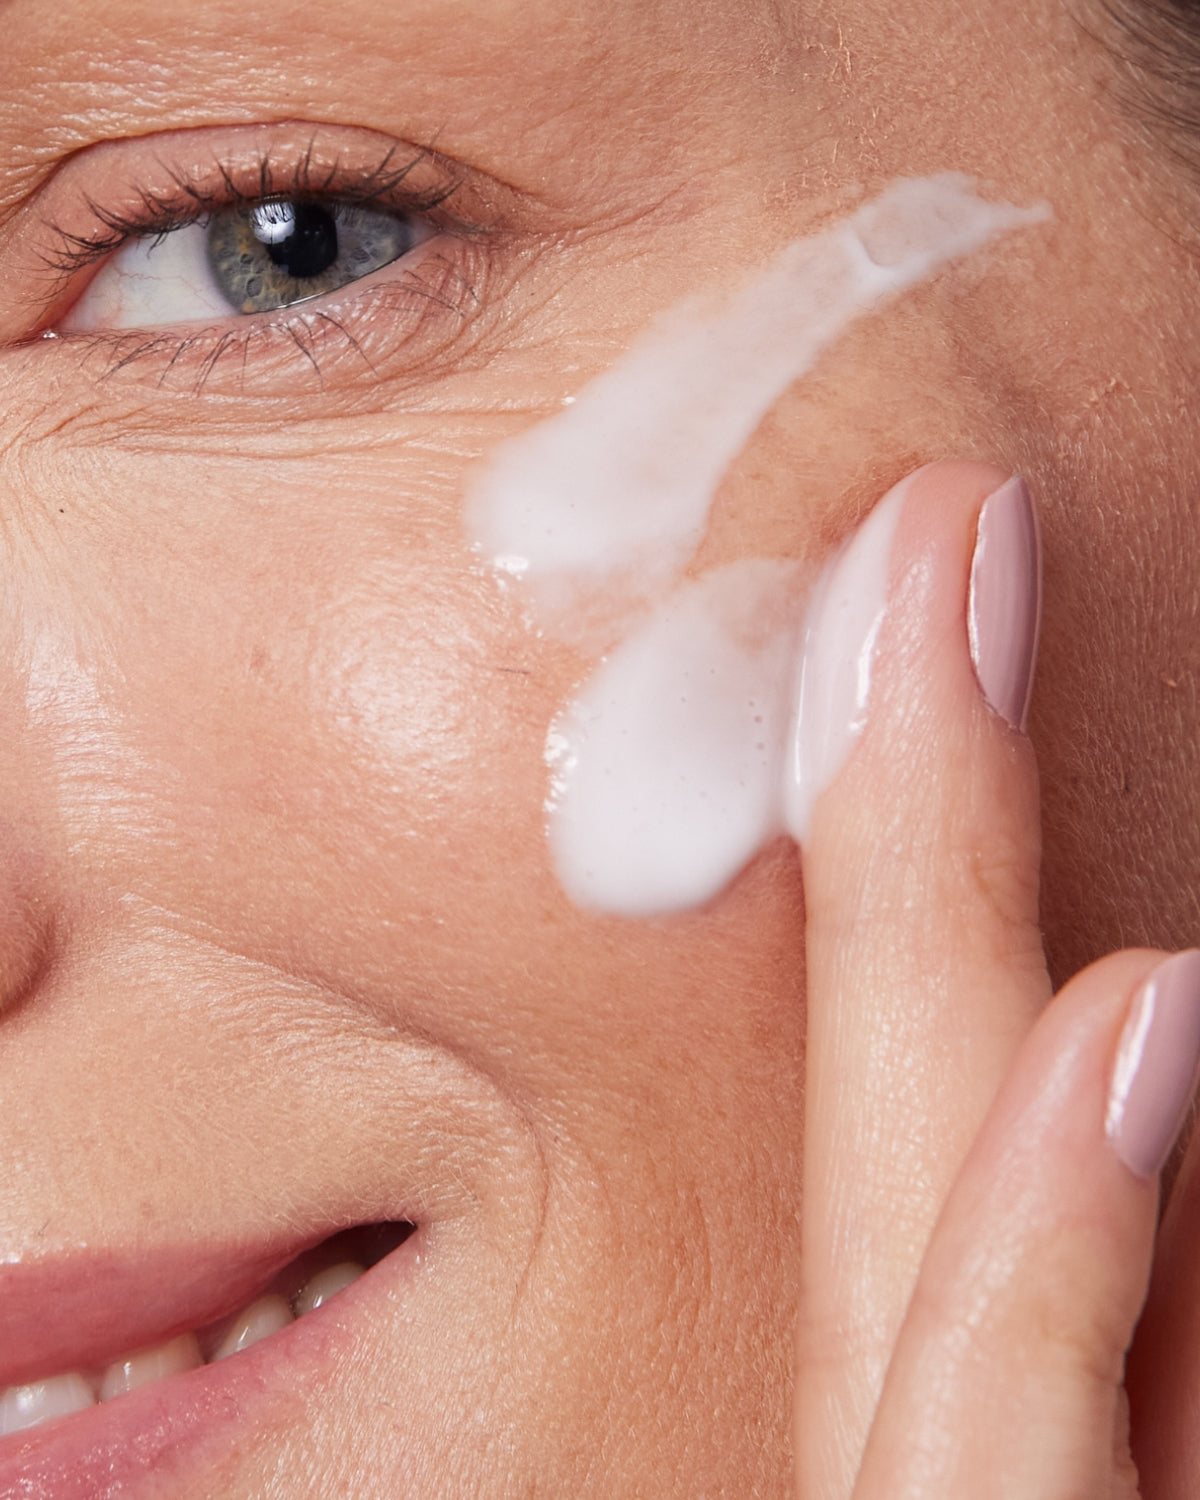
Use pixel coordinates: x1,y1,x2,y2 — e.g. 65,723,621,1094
1106,950,1200,1179
967,476,1042,732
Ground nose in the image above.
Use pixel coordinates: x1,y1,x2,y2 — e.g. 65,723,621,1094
0,642,56,1023
0,823,54,1021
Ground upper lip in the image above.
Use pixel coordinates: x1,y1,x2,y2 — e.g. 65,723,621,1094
0,1233,325,1389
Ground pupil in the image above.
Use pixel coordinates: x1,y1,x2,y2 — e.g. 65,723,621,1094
256,203,339,281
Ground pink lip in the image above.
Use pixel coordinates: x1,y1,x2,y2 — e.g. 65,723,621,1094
0,1230,422,1500
0,1240,312,1389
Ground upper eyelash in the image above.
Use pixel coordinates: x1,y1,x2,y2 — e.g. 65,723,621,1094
37,139,464,285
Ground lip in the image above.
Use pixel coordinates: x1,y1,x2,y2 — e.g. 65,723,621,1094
0,1241,307,1391
0,1228,423,1500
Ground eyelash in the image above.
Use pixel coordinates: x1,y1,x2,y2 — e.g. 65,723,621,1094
35,142,484,391
43,143,458,278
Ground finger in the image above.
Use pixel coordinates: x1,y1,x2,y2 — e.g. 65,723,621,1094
854,948,1200,1500
1126,1061,1200,1496
795,462,1051,1497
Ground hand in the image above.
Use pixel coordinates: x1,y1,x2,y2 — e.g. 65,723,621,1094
792,461,1200,1498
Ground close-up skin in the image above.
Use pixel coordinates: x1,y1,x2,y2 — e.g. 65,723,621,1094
2,0,1200,1496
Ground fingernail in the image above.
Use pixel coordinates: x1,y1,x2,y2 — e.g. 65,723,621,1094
784,473,909,842
1106,950,1200,1179
967,476,1042,732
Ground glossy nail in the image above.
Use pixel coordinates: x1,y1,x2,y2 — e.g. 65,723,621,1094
1107,950,1200,1179
967,476,1042,732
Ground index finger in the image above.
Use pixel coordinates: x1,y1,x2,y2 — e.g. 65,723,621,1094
794,461,1050,1498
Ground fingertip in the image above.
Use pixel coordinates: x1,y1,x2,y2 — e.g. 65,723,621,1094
785,459,1018,842
1106,949,1200,1180
885,462,1042,732
798,457,1048,980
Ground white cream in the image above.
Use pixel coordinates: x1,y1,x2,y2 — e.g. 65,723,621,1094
546,560,804,914
467,175,1048,916
545,486,907,912
468,174,1045,618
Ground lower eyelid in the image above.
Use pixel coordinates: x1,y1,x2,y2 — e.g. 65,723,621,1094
60,225,230,334
41,235,486,399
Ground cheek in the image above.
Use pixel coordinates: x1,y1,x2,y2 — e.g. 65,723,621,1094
3,437,809,1085
14,486,563,971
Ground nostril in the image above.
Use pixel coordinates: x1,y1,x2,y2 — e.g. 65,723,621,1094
0,838,56,1023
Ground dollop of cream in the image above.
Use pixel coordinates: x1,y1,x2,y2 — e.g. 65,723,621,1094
544,560,803,915
467,174,1049,916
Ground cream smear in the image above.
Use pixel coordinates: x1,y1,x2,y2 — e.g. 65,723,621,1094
544,559,803,914
467,174,1048,916
544,486,907,914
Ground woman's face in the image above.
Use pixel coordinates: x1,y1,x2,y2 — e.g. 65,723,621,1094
1,0,1197,1493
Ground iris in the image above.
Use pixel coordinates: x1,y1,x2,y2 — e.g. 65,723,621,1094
207,199,418,314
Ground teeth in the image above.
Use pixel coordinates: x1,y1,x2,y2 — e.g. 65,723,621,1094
100,1332,203,1402
212,1293,294,1361
0,1372,96,1436
0,1253,377,1428
293,1260,365,1316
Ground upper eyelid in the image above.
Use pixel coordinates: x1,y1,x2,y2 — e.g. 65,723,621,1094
56,147,462,262
39,145,466,286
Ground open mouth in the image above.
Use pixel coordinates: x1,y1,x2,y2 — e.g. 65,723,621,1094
0,1221,414,1436
0,1220,418,1497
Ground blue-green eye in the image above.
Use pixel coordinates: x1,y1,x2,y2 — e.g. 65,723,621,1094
208,200,421,315
62,198,432,333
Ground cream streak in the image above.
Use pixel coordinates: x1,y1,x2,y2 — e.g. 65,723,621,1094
468,174,1049,915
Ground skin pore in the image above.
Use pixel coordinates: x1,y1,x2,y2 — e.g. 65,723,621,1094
1,0,1200,1495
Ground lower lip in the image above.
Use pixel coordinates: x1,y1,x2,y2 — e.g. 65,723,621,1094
0,1232,423,1500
